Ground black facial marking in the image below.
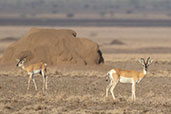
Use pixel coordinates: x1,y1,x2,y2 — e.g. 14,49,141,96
145,65,148,71
16,60,23,67
16,60,21,67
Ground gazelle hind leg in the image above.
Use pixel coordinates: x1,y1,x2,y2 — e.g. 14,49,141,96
106,81,113,97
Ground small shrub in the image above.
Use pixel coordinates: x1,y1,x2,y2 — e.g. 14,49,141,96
110,39,125,45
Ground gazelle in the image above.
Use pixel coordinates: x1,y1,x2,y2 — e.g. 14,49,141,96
106,57,153,101
16,57,48,92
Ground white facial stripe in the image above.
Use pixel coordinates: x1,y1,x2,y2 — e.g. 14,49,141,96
120,76,134,83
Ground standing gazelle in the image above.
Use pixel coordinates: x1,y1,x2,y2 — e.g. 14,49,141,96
16,57,48,92
106,57,153,101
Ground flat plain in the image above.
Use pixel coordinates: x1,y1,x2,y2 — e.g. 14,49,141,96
0,26,171,114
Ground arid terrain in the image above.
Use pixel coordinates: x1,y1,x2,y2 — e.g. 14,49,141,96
0,26,171,114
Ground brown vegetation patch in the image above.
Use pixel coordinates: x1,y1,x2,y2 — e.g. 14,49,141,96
110,39,125,45
0,37,18,42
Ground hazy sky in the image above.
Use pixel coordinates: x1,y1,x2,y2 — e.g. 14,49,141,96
0,0,171,15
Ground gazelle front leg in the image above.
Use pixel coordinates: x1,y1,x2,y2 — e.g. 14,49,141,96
106,81,113,97
131,82,136,101
32,75,38,91
110,82,117,101
27,74,32,90
45,75,48,90
41,71,46,92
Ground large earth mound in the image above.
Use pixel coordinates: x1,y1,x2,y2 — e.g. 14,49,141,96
0,28,104,66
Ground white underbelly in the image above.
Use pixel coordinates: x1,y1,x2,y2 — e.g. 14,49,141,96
120,76,133,83
28,69,41,75
34,70,41,74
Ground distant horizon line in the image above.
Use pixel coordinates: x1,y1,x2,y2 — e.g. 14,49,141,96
0,18,171,27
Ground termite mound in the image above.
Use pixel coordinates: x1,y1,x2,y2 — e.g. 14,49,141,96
0,28,104,66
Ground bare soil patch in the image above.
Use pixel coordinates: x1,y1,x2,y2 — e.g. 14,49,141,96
0,64,171,114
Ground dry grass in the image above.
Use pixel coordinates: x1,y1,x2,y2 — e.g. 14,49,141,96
0,73,170,114
0,26,171,113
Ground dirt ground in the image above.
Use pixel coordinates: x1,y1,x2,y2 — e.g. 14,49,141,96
0,26,171,114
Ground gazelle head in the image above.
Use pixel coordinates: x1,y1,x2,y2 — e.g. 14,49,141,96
16,56,26,67
139,57,153,72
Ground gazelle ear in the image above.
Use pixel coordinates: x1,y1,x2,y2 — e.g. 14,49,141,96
139,58,145,65
16,59,20,62
148,59,153,65
22,58,26,62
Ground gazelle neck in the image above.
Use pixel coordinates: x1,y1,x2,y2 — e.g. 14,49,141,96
21,65,25,70
136,67,147,83
143,67,147,75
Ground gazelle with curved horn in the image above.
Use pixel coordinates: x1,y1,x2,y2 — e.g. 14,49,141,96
16,56,48,92
105,57,153,101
